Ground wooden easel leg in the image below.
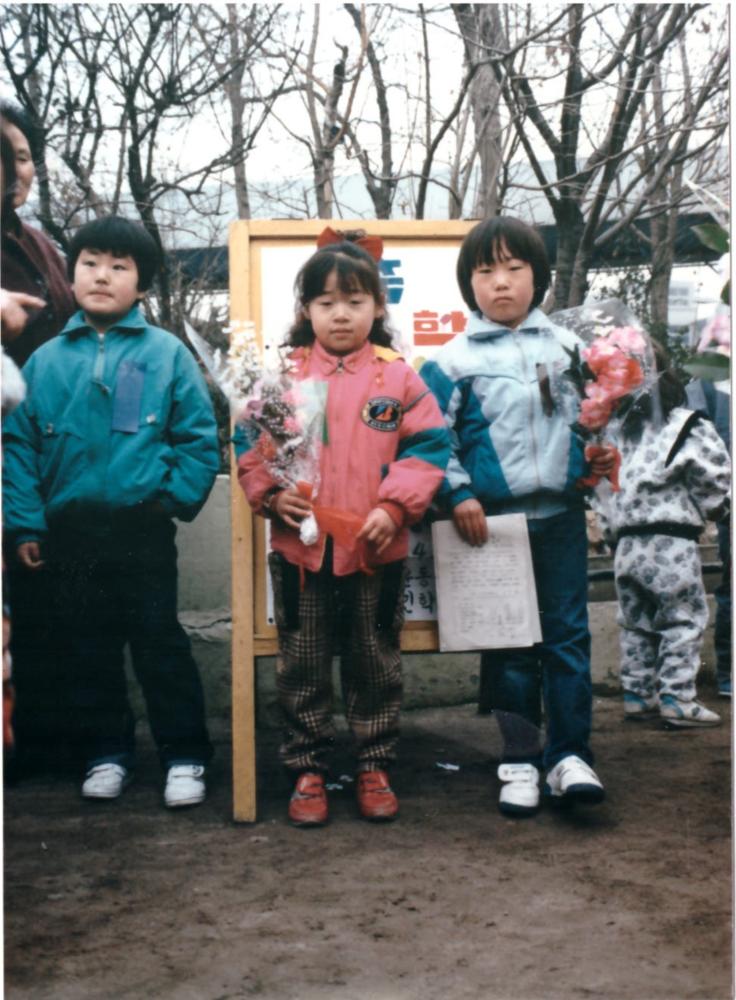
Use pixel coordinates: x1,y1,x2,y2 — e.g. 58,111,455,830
229,220,257,822
231,478,257,822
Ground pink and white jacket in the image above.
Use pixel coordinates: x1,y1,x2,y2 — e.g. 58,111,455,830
237,339,451,575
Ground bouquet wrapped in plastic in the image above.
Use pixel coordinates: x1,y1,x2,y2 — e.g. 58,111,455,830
185,319,327,544
543,299,658,492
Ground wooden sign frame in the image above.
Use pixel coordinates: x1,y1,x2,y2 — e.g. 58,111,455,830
229,219,475,821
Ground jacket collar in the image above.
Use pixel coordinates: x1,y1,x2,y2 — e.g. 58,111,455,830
310,338,376,374
466,306,555,340
62,304,147,338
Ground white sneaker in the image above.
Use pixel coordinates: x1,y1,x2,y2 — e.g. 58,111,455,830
623,691,658,720
82,763,131,800
544,755,605,805
497,763,540,817
659,695,721,729
164,764,206,808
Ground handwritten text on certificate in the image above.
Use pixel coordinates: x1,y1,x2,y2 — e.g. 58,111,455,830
431,514,542,651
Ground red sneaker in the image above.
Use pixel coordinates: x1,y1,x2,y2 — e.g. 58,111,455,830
356,770,399,821
288,772,328,827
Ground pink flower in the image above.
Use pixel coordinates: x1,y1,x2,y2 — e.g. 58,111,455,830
606,325,647,355
579,394,614,431
582,339,618,366
599,356,644,400
243,398,265,420
583,340,644,403
583,382,610,403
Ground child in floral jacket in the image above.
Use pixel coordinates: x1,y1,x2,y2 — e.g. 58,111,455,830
593,346,731,728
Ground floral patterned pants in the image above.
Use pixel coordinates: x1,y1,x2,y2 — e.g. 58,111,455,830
615,534,708,702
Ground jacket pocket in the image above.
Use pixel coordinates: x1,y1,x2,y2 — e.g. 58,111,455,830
111,360,146,433
38,420,86,497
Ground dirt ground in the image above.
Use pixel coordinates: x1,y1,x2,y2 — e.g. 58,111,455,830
4,687,732,1000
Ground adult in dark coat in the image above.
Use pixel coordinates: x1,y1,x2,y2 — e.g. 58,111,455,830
1,103,74,774
1,101,75,367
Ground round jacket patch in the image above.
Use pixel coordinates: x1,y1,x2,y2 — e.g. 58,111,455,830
362,396,403,431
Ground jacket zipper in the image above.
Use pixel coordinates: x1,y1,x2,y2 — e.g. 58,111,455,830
311,357,344,573
514,335,541,492
94,331,106,382
89,331,110,502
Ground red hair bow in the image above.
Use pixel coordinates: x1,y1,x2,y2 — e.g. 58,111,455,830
316,226,383,262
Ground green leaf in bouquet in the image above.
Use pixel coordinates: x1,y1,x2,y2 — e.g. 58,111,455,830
721,279,730,306
683,351,730,382
562,343,594,396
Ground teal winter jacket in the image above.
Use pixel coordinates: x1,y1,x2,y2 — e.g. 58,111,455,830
419,307,589,519
3,305,220,543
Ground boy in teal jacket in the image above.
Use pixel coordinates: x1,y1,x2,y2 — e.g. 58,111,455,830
3,216,219,807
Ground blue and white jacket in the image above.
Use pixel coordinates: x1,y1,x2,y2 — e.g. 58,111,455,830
419,307,589,520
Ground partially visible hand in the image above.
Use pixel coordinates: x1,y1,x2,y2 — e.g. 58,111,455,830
272,487,312,530
452,498,488,546
357,508,398,555
588,443,617,477
1,289,46,342
17,541,44,570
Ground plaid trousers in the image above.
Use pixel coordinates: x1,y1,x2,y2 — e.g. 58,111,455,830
269,551,405,774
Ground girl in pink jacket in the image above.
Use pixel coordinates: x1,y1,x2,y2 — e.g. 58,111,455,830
238,231,450,827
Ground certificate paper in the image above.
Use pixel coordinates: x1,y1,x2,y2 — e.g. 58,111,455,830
431,514,542,652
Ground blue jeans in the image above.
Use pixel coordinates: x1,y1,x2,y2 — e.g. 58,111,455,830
481,507,593,770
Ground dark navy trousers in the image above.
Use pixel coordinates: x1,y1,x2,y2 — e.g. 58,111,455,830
481,506,593,770
45,514,212,770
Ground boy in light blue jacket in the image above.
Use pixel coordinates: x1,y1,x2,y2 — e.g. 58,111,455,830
421,217,614,818
3,216,219,807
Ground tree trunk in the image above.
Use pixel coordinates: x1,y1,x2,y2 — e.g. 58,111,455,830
226,5,251,220
551,201,586,309
19,14,68,248
344,3,395,219
568,242,591,308
127,142,172,329
453,4,505,218
648,204,679,337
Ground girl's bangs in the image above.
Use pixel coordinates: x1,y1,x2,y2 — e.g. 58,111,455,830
476,236,514,268
332,254,377,295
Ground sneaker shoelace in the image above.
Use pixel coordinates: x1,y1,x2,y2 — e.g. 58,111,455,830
87,764,125,779
168,766,204,781
558,758,595,782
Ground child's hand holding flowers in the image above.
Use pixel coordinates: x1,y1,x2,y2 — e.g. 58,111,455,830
270,486,314,531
